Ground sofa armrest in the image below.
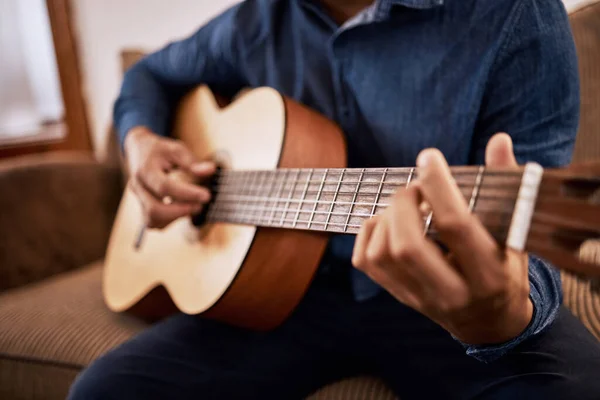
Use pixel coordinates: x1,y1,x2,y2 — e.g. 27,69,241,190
562,268,600,341
0,152,123,292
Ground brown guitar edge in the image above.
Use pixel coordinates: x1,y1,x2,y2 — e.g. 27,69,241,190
200,93,348,331
126,285,179,323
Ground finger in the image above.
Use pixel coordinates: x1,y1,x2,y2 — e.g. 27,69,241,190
130,180,203,229
355,212,424,309
416,149,469,218
165,141,196,170
352,217,378,269
415,149,500,284
190,161,217,177
485,133,518,168
139,164,211,204
384,187,469,312
166,142,217,178
374,198,428,309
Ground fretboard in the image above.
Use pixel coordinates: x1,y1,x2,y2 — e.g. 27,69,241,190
205,167,522,242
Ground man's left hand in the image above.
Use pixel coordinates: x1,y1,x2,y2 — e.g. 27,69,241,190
351,133,533,345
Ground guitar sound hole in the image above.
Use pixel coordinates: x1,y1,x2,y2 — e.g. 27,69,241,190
192,163,224,227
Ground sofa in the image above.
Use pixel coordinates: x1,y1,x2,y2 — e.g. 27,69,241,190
1,2,600,399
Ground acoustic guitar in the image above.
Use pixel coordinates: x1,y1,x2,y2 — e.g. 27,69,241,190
104,85,600,330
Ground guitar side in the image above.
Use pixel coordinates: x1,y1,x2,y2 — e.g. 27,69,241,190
103,86,347,330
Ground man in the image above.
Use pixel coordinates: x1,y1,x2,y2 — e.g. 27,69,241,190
69,0,600,399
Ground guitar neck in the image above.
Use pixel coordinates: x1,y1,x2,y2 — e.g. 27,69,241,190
205,166,524,243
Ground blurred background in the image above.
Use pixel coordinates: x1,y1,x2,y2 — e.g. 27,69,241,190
0,1,599,400
0,0,238,160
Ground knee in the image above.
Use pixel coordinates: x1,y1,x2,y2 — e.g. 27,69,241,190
67,357,118,400
490,372,600,400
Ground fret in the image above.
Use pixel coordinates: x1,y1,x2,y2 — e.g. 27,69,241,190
259,171,277,224
218,171,237,222
308,169,328,229
231,171,244,223
370,168,388,217
245,171,260,224
324,169,345,230
251,171,263,225
418,153,431,236
268,170,288,225
344,168,364,233
423,211,433,236
468,166,485,213
280,169,300,227
237,171,249,224
211,170,240,221
406,167,415,188
255,171,266,221
294,169,313,228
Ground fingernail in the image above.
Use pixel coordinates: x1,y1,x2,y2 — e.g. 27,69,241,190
191,162,214,173
199,191,211,202
417,150,433,168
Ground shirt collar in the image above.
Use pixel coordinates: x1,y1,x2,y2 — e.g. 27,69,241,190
386,0,444,10
301,0,445,11
371,0,443,21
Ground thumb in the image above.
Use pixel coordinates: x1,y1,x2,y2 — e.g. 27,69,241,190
190,161,217,177
485,133,518,168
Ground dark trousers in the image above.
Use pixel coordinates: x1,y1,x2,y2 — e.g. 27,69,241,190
68,269,600,400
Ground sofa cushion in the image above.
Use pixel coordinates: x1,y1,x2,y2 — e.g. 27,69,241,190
0,262,145,400
0,262,396,399
2,263,600,400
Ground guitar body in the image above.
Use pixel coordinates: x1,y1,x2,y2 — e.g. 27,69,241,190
103,86,346,330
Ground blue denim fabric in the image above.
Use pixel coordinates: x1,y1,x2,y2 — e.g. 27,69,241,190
113,0,580,362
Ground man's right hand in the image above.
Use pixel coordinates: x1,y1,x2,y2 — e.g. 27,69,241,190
124,127,216,229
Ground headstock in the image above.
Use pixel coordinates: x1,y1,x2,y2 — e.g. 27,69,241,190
526,161,600,290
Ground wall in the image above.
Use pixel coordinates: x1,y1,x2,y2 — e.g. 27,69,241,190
18,0,64,122
72,0,239,160
0,0,63,137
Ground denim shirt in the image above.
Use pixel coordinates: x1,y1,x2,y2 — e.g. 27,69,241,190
114,0,580,362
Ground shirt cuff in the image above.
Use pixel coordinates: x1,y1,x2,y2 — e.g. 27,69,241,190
460,292,539,363
457,256,561,363
114,109,169,152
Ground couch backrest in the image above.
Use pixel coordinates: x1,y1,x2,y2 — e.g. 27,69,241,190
569,1,600,163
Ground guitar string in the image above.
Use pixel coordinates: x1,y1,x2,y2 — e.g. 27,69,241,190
214,168,521,178
211,169,551,195
211,188,522,198
205,188,600,239
206,202,516,220
213,174,521,188
211,173,557,189
207,203,597,237
203,211,597,245
213,177,522,187
214,181,542,194
204,192,531,209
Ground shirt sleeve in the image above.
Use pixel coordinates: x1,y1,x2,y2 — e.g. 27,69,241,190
112,4,246,149
461,0,580,363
